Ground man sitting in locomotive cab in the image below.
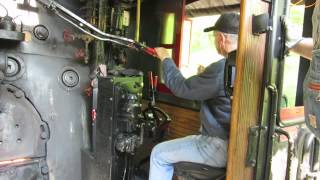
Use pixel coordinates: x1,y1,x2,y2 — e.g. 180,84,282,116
148,13,240,180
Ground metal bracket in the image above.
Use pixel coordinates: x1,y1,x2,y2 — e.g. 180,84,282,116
246,126,267,167
252,13,271,35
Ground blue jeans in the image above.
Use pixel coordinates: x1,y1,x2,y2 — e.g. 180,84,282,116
148,135,228,180
304,49,320,138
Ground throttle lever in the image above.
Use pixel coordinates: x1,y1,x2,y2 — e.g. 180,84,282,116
148,71,154,90
143,47,157,57
153,76,158,90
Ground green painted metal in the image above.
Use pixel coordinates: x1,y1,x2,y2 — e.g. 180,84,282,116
161,13,175,45
112,76,144,94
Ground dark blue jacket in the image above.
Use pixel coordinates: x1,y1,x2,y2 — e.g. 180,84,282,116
162,58,231,139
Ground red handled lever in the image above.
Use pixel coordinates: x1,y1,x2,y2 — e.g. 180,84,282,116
148,72,158,91
148,71,154,90
144,47,157,57
148,71,158,106
153,76,158,90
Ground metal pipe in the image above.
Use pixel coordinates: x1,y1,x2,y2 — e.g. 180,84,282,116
275,127,294,180
279,116,305,127
268,84,279,127
36,0,157,56
56,12,135,48
0,158,31,166
36,0,135,43
265,84,279,180
135,0,141,42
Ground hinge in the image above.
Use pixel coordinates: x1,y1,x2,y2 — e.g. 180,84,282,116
246,126,267,167
252,13,271,35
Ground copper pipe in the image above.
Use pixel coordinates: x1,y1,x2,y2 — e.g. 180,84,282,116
0,158,30,166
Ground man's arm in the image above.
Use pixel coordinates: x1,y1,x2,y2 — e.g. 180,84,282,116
155,48,221,100
290,38,313,60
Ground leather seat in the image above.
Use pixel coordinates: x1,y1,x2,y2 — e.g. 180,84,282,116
174,162,226,180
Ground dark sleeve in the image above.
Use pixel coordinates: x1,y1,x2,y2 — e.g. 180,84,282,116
162,58,223,101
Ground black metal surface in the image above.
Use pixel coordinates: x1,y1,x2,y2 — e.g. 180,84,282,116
0,159,49,180
0,84,49,161
81,149,110,180
0,2,91,178
174,162,226,180
254,0,288,179
142,106,171,141
252,13,270,35
0,1,177,180
0,30,24,41
0,10,90,179
224,50,237,98
0,16,16,31
0,84,50,180
83,76,143,180
15,53,90,180
246,126,260,167
35,0,157,57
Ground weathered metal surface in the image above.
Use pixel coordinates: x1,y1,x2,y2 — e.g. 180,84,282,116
0,159,49,180
0,84,49,180
0,1,90,180
0,84,48,161
0,30,25,41
82,75,143,180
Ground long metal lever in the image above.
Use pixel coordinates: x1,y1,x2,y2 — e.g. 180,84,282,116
35,0,157,56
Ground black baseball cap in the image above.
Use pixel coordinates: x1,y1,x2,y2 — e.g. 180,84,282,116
204,13,240,34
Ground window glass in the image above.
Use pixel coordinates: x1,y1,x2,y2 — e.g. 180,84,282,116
180,15,223,78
